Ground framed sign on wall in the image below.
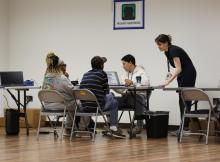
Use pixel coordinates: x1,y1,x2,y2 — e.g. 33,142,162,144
113,0,145,30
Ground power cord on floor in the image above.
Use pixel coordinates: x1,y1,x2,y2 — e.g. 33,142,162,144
3,95,12,109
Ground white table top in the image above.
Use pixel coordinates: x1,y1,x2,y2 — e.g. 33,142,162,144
2,86,41,90
163,87,220,91
109,85,163,90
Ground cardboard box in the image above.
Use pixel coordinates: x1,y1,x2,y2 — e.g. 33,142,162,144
189,119,215,136
0,108,45,128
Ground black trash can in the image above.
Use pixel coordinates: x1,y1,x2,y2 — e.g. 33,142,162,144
5,109,20,135
146,111,169,138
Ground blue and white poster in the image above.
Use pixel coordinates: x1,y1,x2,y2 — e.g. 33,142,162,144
113,0,145,30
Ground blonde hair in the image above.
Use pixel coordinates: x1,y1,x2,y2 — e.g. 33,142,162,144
45,52,62,75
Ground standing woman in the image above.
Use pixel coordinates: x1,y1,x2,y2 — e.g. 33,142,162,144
155,34,197,128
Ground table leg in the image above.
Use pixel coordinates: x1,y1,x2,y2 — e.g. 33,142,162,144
129,89,137,139
23,90,29,135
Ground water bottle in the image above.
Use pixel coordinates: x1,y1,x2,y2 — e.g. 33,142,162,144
136,76,142,87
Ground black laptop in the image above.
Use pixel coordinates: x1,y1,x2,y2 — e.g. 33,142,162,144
0,71,24,87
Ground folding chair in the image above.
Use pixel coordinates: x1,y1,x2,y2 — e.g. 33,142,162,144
70,89,110,142
118,106,133,123
179,88,220,144
37,90,68,140
116,93,149,132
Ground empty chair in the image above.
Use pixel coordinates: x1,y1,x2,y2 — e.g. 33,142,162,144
37,89,68,140
180,88,220,144
70,89,110,142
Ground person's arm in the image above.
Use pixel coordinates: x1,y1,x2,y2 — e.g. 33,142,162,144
61,75,74,97
124,72,134,86
163,57,182,87
125,79,133,86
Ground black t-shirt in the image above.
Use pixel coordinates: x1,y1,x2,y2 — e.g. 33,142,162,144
165,45,195,72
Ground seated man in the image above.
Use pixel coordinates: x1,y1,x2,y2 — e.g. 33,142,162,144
80,56,125,138
116,54,150,134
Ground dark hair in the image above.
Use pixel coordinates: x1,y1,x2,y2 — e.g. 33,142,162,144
47,53,59,68
121,54,136,65
45,52,61,74
155,34,172,45
91,56,104,70
52,55,59,67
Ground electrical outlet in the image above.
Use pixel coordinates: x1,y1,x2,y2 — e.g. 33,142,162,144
213,98,220,105
26,95,33,102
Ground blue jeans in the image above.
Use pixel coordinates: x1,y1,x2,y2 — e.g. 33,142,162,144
103,93,118,126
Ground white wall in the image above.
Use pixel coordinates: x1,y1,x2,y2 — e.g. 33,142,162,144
0,0,9,117
7,0,220,125
0,0,9,70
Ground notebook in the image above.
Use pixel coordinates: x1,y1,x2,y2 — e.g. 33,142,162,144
0,71,24,87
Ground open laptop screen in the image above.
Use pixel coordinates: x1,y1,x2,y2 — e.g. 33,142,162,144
0,71,24,87
106,71,121,86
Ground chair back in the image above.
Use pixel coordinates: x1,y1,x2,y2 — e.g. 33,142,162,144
38,89,65,104
181,88,210,102
73,89,101,112
37,89,67,140
71,89,110,142
73,89,98,102
179,88,217,144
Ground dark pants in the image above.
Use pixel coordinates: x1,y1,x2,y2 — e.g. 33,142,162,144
178,66,197,127
116,93,146,128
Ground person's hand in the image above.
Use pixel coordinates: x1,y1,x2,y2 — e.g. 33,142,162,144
125,79,133,86
159,80,170,88
164,80,170,86
65,72,69,78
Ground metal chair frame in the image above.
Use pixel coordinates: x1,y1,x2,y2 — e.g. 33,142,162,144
37,90,68,140
70,89,110,142
180,88,220,144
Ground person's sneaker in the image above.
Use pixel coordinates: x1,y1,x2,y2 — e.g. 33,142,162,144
117,127,123,134
111,129,126,139
169,128,191,136
127,126,142,134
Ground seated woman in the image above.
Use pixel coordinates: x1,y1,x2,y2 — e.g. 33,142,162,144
59,60,69,79
42,52,76,131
